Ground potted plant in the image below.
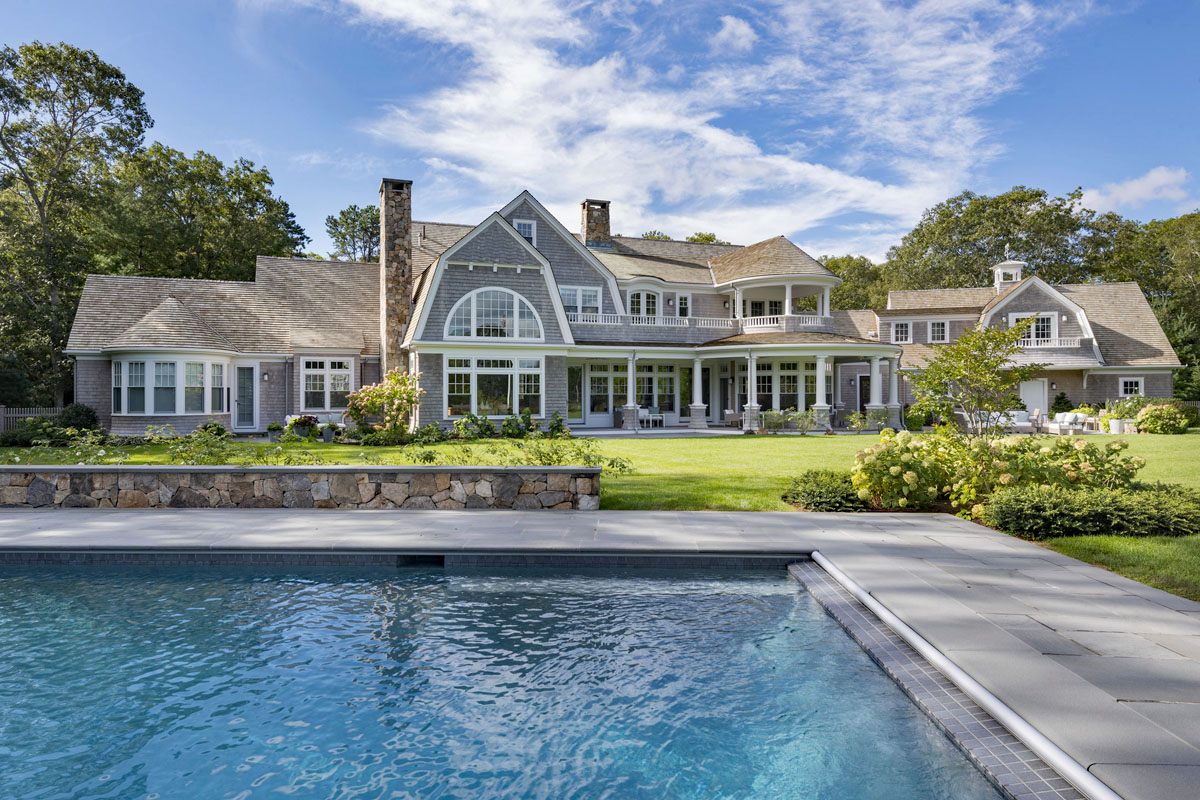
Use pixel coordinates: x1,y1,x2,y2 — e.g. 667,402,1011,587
320,422,339,443
267,422,284,442
290,415,318,438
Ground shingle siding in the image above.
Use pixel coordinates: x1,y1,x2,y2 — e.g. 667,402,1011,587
992,284,1085,338
417,353,444,428
545,355,567,421
259,361,288,426
505,200,619,314
419,265,566,344
451,219,539,265
109,414,231,437
75,359,112,429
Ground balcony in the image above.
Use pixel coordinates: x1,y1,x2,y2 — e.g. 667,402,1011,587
1019,338,1081,348
565,312,832,342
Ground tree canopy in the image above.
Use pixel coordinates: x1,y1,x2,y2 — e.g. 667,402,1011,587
325,203,379,262
685,231,729,244
640,229,670,240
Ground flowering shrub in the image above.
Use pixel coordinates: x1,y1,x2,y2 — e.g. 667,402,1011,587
851,429,1146,516
1135,404,1189,435
345,369,424,430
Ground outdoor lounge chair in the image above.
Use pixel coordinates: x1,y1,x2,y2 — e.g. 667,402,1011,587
723,410,742,428
1045,412,1087,435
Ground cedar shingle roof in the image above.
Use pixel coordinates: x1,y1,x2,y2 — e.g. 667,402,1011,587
708,236,834,284
887,287,997,309
591,251,713,284
413,221,473,277
876,306,983,317
68,257,380,355
832,310,878,339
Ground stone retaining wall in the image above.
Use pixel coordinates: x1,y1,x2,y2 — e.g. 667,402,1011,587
0,466,601,510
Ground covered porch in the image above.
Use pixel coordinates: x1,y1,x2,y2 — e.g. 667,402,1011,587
565,334,904,432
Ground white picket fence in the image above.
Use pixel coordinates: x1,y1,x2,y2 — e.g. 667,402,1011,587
0,406,62,431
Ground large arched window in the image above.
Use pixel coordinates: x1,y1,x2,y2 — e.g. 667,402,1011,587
445,287,544,340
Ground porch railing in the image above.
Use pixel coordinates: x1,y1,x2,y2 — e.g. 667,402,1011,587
1019,338,1081,348
564,312,827,332
742,315,782,329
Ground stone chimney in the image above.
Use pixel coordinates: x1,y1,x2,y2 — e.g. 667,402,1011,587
379,178,413,374
581,199,611,248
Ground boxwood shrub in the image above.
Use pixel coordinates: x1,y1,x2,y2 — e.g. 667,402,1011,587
983,483,1200,540
784,470,867,511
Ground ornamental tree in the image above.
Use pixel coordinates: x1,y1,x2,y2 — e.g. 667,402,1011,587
344,369,424,430
909,319,1045,440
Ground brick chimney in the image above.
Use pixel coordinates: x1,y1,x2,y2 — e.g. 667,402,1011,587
379,178,413,374
581,199,611,248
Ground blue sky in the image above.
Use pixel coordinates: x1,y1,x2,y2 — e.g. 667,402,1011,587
7,0,1198,260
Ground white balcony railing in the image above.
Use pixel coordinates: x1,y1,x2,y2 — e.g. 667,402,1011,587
1019,337,1081,348
564,312,831,332
742,315,782,329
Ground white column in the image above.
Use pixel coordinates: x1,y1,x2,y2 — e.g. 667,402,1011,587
734,288,743,318
886,356,902,428
622,353,638,430
812,354,830,429
868,356,883,408
822,287,831,316
743,354,760,431
784,284,793,316
688,357,707,429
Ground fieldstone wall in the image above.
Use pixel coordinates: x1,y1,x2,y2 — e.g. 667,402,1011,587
0,466,601,511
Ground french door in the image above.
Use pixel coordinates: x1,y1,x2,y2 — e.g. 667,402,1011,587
234,365,257,430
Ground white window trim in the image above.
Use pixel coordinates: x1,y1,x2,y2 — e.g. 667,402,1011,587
300,357,355,412
110,356,233,417
927,319,950,343
1008,312,1058,341
442,354,545,420
892,321,912,344
444,287,547,342
629,290,661,317
1119,376,1145,398
513,218,537,247
559,285,603,314
676,293,691,318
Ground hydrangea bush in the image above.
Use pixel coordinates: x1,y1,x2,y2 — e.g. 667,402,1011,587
851,428,1146,517
1135,404,1189,435
345,369,424,430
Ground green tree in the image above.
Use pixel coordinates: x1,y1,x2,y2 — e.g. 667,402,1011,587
641,229,670,240
0,41,151,404
685,231,729,244
91,142,308,281
325,202,379,261
820,254,888,309
882,187,1113,291
910,319,1044,439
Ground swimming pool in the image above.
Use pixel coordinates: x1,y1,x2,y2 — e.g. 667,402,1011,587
0,567,1001,799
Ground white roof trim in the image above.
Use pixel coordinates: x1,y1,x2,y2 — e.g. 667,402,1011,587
498,190,627,315
412,213,575,346
979,276,1104,365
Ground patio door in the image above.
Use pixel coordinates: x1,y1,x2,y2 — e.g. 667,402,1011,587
234,365,256,431
857,376,871,413
586,370,612,427
1019,378,1048,415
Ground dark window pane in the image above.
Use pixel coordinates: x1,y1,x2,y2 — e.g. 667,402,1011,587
476,373,512,416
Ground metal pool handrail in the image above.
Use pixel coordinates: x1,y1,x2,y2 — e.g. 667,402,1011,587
810,550,1123,800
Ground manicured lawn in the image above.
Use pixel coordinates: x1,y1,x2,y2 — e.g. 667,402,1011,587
1043,535,1200,602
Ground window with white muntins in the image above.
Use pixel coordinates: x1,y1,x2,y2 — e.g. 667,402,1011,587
514,219,536,246
444,356,544,418
892,321,911,344
446,288,544,340
1120,377,1144,397
929,320,948,343
302,359,353,411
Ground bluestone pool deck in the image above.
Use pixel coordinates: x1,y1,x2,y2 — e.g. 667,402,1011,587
3,508,1199,800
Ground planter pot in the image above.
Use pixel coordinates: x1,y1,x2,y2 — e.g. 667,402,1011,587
321,428,335,443
293,426,311,439
1108,419,1124,434
268,431,281,442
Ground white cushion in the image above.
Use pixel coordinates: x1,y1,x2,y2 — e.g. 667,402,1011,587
1013,411,1030,423
1054,412,1067,423
1071,412,1087,424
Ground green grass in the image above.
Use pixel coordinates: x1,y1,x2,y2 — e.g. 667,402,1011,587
1041,535,1200,601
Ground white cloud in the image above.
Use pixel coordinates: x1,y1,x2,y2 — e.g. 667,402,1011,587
292,149,387,174
710,15,758,54
1081,166,1191,214
264,0,1095,258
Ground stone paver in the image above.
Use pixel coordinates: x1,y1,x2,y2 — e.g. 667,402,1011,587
2,508,1200,800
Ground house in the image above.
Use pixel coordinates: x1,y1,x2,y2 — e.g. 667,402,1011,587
65,179,1180,434
840,261,1183,416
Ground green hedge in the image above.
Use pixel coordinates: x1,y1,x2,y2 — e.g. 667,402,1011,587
984,483,1200,539
784,470,867,511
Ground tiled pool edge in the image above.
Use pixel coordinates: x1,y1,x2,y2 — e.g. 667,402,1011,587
790,560,1083,800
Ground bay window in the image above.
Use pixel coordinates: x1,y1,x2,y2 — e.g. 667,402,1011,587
184,363,205,413
443,356,544,418
154,362,176,414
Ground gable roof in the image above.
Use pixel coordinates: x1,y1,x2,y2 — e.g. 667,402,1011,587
708,236,835,284
413,221,473,278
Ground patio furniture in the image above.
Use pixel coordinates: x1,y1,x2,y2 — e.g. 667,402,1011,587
723,410,742,428
285,412,346,429
1007,409,1036,434
647,406,665,427
1045,411,1087,435
637,407,664,429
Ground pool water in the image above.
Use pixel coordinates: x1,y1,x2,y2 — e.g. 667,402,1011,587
0,567,1000,799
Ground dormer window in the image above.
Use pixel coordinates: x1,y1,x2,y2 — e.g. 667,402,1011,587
514,219,536,246
929,320,948,343
892,321,911,344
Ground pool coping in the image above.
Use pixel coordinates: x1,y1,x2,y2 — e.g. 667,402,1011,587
3,508,1200,799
